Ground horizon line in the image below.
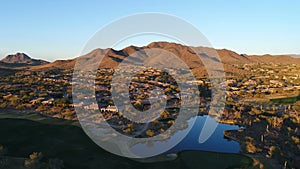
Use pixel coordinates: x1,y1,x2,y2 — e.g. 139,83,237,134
1,41,300,61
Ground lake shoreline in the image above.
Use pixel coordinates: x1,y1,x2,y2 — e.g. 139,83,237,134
224,129,281,169
0,108,257,168
0,113,256,169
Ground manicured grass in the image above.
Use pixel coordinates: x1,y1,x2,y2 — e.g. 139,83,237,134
270,94,300,104
180,151,253,169
0,112,254,169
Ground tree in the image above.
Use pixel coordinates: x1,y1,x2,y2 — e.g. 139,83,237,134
251,107,262,115
294,101,300,112
133,100,143,110
54,99,69,106
39,92,48,97
267,116,283,128
19,90,27,95
30,152,43,160
16,104,25,110
0,103,7,108
244,137,262,153
29,92,37,97
21,95,30,102
62,109,75,120
137,94,145,100
164,87,171,94
146,130,155,137
267,146,280,158
161,110,170,119
234,111,241,119
227,96,234,105
24,152,43,168
0,145,7,156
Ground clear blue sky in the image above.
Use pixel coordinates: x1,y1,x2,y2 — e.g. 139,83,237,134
1,0,299,61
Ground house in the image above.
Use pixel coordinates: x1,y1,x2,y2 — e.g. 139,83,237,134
100,107,106,112
230,87,240,91
41,98,54,105
283,86,294,91
294,86,300,90
72,102,84,108
30,97,45,104
3,94,12,99
84,103,98,110
100,105,119,112
106,105,118,112
270,80,283,86
244,80,257,86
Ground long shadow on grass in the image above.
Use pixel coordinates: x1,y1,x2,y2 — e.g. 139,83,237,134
0,118,253,169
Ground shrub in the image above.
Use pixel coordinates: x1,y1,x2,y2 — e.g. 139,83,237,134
291,136,300,144
16,104,25,110
0,103,7,108
146,130,155,137
0,145,6,156
29,152,43,160
295,101,300,112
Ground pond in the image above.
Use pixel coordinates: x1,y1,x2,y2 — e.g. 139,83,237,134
0,111,253,169
169,115,242,153
131,115,242,155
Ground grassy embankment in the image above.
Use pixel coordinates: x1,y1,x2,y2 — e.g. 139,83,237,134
0,110,256,169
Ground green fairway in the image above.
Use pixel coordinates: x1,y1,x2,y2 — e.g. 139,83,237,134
0,112,254,169
270,94,300,104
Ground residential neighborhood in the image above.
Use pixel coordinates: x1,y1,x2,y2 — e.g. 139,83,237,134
0,62,299,168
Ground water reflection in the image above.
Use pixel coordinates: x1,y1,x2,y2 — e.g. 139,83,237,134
132,115,242,155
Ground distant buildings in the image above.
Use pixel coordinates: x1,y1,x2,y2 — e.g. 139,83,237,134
84,103,98,110
83,104,119,112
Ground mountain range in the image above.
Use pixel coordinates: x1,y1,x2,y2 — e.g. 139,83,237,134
0,53,49,68
1,42,300,77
